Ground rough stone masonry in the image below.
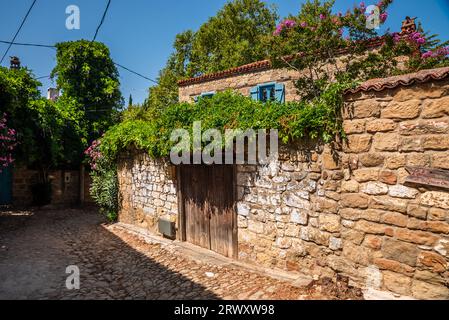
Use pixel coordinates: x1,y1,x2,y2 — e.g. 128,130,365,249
118,66,449,300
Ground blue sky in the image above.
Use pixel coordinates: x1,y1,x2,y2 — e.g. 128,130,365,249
1,0,449,105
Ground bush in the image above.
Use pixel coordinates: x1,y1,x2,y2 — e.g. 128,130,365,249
89,167,118,222
85,140,118,222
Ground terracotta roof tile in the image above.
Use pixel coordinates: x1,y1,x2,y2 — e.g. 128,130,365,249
177,60,272,86
346,67,449,94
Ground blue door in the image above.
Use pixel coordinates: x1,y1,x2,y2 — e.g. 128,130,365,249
0,166,12,205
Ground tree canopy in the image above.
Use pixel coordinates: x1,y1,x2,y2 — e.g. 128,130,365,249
0,40,124,176
52,40,123,141
143,0,278,113
0,67,81,174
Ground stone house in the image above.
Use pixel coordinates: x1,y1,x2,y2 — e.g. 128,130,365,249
118,38,449,298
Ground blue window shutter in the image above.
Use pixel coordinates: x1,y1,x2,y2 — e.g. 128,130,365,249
250,86,259,101
275,83,285,103
201,91,215,99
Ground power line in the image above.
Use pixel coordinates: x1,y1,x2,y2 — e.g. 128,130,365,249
0,0,38,64
92,0,112,41
0,40,55,49
35,75,51,80
0,40,159,84
114,62,158,84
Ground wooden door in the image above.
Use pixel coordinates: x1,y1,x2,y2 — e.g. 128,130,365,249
180,165,237,258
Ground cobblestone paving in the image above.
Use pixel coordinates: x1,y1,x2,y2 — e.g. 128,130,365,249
0,208,344,300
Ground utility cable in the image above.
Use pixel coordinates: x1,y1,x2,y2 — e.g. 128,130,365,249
0,0,38,64
0,40,159,84
0,40,55,49
92,0,112,41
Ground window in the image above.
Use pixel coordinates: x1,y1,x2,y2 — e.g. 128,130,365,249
250,82,285,103
201,92,215,99
194,91,215,103
259,84,276,102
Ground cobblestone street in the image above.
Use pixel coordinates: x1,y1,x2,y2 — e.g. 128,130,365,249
0,208,360,300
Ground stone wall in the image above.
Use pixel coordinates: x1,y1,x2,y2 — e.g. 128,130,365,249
235,79,449,299
118,76,449,299
336,80,449,299
12,166,90,207
118,152,178,233
12,166,38,206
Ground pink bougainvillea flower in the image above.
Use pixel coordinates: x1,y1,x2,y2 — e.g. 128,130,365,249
421,51,434,59
380,12,388,23
392,32,401,43
319,13,326,20
0,113,17,170
440,47,449,55
283,19,297,28
416,37,426,45
273,19,296,36
424,47,449,59
406,31,427,46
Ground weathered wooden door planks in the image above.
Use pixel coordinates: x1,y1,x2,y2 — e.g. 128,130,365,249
180,165,237,258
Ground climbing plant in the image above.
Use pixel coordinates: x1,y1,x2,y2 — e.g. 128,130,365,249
98,88,346,164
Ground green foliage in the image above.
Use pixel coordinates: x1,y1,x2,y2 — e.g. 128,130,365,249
100,89,347,163
0,67,39,163
120,104,148,122
269,0,395,100
270,0,449,101
0,67,82,177
85,139,118,221
187,0,278,77
52,40,123,141
145,64,180,115
145,0,278,112
90,167,118,222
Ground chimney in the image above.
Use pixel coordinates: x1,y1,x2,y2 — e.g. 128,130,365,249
10,56,20,70
401,16,417,34
47,88,60,102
